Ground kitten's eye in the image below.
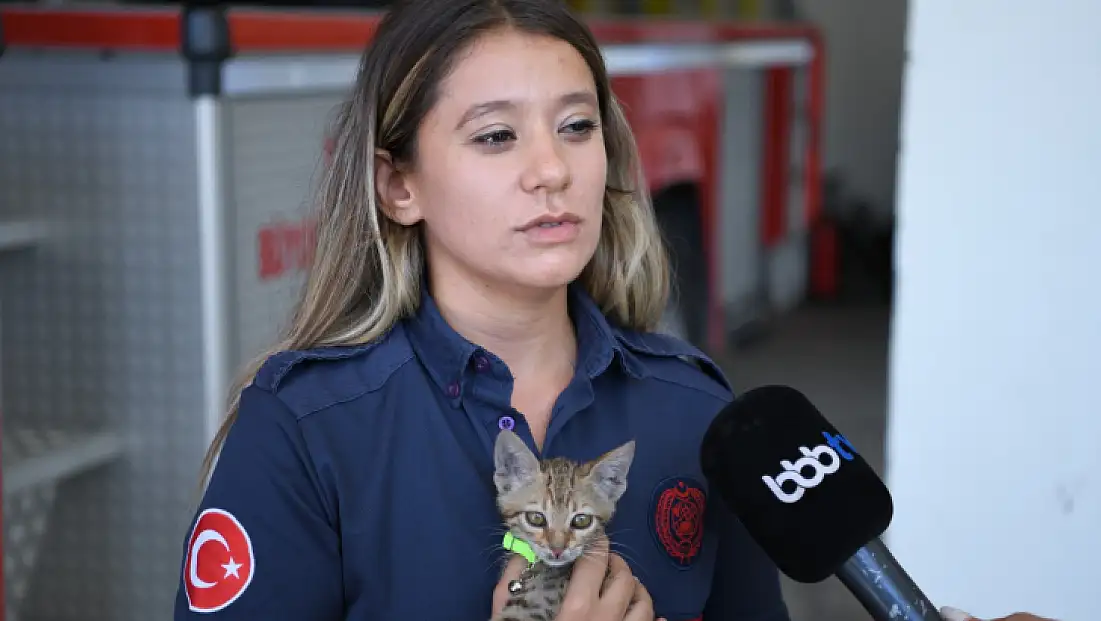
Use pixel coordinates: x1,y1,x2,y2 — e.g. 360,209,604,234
524,511,547,528
570,514,593,529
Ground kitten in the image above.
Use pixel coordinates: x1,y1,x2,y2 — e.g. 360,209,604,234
491,429,635,621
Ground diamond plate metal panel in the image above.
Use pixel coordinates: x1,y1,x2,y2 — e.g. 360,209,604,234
0,53,204,621
3,483,56,621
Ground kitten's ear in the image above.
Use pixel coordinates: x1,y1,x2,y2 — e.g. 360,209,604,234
587,440,635,503
493,430,540,495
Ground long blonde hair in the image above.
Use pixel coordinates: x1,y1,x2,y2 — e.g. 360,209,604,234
199,0,671,484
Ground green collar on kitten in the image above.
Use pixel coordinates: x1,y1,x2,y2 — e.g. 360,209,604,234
502,532,537,564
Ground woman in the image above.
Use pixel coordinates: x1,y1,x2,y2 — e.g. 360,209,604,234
174,0,788,619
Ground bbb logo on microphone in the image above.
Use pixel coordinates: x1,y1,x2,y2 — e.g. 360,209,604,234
762,431,857,504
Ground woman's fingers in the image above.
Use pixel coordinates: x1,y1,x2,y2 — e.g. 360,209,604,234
623,575,656,621
492,553,530,615
593,560,636,619
556,537,611,620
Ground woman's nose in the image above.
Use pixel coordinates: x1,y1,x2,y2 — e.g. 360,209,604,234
520,132,571,193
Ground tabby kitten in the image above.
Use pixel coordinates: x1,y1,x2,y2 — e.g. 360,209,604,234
491,429,635,621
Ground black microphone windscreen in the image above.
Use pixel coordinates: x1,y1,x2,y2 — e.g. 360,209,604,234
700,385,893,583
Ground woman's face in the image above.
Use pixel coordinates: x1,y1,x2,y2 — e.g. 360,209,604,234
378,28,607,295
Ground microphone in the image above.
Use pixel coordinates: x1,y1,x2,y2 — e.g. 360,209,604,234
700,385,943,621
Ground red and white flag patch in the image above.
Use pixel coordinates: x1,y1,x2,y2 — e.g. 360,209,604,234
184,508,255,613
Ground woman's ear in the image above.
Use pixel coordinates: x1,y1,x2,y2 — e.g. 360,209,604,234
374,149,422,226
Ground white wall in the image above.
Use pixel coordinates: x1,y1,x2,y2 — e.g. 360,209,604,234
885,2,1100,620
797,0,907,219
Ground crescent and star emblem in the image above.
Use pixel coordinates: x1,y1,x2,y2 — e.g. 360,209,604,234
189,530,244,588
184,508,255,613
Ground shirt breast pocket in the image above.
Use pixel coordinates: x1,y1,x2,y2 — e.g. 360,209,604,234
613,475,717,621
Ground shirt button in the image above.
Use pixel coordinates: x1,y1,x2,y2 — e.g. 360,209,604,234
474,355,489,373
498,416,515,431
446,382,460,398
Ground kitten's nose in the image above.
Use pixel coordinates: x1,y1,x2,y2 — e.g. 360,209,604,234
550,547,564,559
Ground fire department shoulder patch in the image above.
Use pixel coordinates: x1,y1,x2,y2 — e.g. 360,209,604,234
649,476,707,569
183,508,255,613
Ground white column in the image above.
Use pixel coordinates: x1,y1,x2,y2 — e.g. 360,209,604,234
885,2,1101,620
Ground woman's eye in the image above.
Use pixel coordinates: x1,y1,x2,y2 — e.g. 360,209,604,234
473,129,516,147
525,511,547,527
561,119,598,137
570,513,593,529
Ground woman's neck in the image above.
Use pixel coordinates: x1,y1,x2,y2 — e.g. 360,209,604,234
428,271,577,381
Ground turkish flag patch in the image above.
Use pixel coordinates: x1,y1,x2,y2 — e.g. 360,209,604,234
649,476,707,568
184,508,255,613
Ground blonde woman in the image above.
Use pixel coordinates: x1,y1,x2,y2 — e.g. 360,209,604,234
174,1,789,620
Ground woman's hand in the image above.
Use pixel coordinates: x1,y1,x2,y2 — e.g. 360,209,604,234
941,606,1058,621
492,537,666,621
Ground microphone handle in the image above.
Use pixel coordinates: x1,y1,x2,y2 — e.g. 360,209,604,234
835,536,944,621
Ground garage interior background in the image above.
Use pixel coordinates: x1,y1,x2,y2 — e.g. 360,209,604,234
0,0,999,620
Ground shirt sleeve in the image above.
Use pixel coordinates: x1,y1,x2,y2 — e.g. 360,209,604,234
174,383,343,620
703,499,791,621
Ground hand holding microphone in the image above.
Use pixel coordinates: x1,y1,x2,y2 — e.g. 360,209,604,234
699,385,1059,621
941,609,1057,621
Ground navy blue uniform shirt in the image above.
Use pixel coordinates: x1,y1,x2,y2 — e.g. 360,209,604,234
175,285,790,621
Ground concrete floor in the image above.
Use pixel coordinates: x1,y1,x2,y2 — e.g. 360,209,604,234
716,300,892,621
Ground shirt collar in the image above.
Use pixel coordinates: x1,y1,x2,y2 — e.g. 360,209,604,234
403,282,636,398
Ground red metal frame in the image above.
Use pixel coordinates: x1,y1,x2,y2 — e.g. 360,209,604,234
0,4,829,352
